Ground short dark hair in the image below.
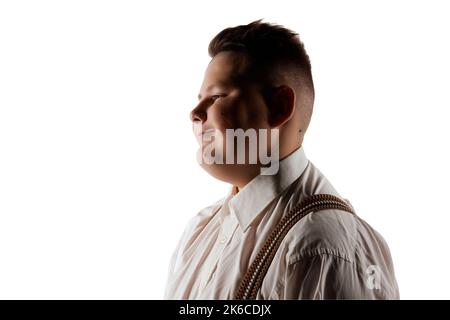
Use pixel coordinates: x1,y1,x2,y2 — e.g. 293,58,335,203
208,19,314,98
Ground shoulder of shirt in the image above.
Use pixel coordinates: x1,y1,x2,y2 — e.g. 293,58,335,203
282,207,362,266
282,206,393,267
278,208,399,299
282,160,388,267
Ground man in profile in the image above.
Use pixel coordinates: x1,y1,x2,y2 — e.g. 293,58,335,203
164,20,400,299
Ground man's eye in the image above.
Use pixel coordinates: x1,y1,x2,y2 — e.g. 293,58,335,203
210,94,223,102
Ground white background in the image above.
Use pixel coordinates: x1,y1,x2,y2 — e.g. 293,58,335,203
0,0,449,299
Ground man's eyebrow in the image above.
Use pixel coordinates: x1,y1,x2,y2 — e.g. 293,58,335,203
198,85,214,101
198,83,227,101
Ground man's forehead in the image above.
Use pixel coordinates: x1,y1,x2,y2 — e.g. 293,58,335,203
208,52,250,78
199,52,251,95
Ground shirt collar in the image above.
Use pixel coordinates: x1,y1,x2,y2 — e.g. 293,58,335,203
226,146,309,231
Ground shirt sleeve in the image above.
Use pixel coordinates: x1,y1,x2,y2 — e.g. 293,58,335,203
280,250,396,299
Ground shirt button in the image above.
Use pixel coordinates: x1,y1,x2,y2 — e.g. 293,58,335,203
219,235,227,244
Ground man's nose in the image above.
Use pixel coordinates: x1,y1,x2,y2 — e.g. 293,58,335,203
189,103,207,123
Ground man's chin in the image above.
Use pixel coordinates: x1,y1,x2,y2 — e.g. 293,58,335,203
198,162,261,187
199,162,235,182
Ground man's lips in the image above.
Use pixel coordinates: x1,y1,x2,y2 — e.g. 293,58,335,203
195,128,215,138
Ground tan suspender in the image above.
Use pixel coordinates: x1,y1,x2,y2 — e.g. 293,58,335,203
234,194,356,300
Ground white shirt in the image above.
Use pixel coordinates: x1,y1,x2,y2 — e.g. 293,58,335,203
164,146,400,299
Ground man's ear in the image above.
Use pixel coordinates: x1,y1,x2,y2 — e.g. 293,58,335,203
266,85,296,128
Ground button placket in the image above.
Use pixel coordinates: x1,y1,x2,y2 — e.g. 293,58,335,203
199,214,238,292
219,234,228,244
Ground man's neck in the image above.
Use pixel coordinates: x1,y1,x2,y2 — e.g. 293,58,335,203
230,143,303,194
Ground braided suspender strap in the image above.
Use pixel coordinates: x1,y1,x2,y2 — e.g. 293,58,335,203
234,194,356,300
